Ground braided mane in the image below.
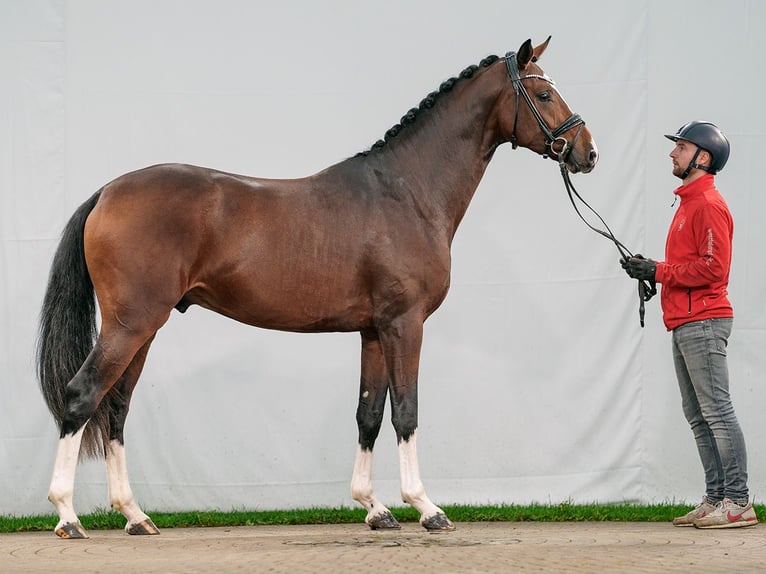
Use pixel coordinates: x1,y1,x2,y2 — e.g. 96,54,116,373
357,55,501,157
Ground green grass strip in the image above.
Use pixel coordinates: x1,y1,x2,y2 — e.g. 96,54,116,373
3,502,763,533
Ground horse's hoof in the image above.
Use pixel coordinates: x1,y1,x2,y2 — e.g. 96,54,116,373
421,513,456,532
126,518,161,535
368,511,401,530
55,521,89,539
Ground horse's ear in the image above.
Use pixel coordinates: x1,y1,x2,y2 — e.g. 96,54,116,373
517,39,534,70
531,36,552,63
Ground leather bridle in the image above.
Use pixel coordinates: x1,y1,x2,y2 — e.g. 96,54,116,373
505,51,585,166
505,51,657,327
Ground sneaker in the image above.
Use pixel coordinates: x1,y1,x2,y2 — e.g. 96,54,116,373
694,498,758,529
673,496,718,527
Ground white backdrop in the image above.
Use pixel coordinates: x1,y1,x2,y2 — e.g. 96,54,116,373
1,0,764,516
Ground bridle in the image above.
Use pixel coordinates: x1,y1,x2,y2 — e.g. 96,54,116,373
505,51,585,165
505,51,657,327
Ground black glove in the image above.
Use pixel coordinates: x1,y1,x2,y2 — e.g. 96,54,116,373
620,254,657,282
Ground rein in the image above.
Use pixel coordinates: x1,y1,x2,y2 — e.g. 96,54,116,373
558,164,657,327
505,51,656,327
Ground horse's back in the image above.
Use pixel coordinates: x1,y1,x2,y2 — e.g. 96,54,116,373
84,163,382,332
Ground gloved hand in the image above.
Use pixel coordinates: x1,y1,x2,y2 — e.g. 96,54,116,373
620,254,657,281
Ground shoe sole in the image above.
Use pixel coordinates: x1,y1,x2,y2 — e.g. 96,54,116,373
694,519,758,529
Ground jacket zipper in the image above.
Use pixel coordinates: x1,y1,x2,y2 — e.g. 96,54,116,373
687,288,692,314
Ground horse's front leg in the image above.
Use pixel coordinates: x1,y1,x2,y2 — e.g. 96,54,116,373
350,331,400,529
380,318,455,531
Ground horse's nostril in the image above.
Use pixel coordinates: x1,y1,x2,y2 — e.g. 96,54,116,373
589,148,599,165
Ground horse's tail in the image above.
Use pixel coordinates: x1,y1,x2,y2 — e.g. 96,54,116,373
36,190,104,458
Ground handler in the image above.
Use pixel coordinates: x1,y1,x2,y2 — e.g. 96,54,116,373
621,121,757,529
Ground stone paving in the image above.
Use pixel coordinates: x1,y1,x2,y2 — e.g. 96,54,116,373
2,521,764,573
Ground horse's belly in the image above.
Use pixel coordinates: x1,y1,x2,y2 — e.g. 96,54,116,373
181,280,374,333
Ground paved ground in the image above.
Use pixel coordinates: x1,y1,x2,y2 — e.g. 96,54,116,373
2,521,764,573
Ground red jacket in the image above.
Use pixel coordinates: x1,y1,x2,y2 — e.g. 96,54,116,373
654,174,734,331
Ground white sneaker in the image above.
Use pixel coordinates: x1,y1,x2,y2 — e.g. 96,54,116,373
694,498,758,529
672,496,717,527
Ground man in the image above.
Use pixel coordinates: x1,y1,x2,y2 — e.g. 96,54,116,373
621,121,757,529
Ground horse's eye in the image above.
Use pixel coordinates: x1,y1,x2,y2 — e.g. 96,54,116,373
537,91,552,102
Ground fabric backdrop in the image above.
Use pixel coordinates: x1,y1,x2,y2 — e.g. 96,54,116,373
1,0,764,516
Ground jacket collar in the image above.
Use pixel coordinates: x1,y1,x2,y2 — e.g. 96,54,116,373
674,173,715,200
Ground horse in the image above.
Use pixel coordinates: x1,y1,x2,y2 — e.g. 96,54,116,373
36,37,598,539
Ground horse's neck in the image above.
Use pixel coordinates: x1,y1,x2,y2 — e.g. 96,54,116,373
372,64,505,239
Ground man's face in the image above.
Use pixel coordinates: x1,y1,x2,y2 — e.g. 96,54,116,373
669,139,699,178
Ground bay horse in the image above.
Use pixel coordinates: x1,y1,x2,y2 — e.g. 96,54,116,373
37,37,598,538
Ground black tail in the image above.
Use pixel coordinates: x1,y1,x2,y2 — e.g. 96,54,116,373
36,191,105,458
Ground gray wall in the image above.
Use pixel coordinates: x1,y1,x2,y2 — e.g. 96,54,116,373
1,0,764,516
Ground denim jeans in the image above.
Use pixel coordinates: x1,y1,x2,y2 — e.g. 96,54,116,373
672,318,749,503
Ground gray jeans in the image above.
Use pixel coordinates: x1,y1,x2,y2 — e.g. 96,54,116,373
672,318,749,503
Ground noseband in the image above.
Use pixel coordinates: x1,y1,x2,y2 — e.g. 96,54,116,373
505,51,585,165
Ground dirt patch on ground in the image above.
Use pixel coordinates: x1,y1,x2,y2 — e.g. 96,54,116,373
2,521,764,573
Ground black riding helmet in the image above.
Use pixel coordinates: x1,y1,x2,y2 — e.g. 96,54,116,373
665,121,730,176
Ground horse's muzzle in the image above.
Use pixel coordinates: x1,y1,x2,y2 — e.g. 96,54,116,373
568,142,599,174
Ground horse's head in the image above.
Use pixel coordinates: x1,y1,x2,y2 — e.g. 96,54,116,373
499,37,598,174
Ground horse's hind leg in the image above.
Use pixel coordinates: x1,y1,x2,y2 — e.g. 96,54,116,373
48,427,89,538
350,331,400,529
104,336,160,535
48,327,162,538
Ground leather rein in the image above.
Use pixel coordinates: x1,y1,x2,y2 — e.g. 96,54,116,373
505,51,656,327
